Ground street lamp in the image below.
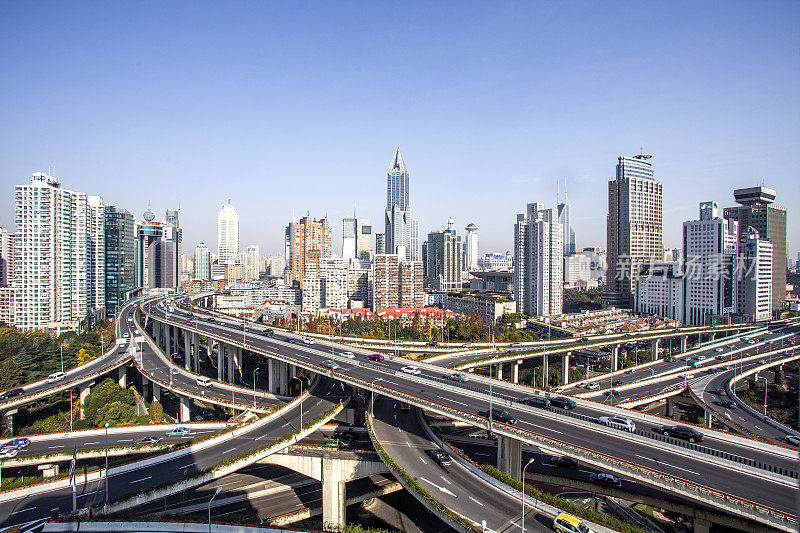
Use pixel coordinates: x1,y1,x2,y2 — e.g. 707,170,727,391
208,486,222,533
759,376,769,416
521,458,535,532
253,367,260,407
104,422,110,504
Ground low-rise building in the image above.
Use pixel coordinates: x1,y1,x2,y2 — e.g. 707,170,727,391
444,292,515,325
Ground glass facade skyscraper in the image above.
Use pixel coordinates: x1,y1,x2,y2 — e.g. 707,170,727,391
104,206,135,316
384,148,419,260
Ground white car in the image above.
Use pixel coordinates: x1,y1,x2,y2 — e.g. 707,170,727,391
748,340,756,345
587,382,600,391
339,351,355,359
0,446,19,459
697,355,707,361
598,416,636,432
715,347,724,353
45,372,66,384
302,338,316,345
401,366,422,375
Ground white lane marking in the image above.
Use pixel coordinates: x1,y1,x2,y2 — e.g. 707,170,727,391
117,439,133,442
84,441,101,445
635,455,700,475
448,398,468,406
222,447,236,454
578,469,594,474
519,421,562,434
419,456,427,464
48,445,65,449
10,507,37,515
180,462,197,469
77,490,98,498
509,520,523,529
440,476,451,485
316,400,322,406
397,427,402,432
131,476,152,483
255,434,270,440
405,441,411,447
469,496,484,506
419,477,456,496
282,423,291,427
754,425,764,431
474,452,491,457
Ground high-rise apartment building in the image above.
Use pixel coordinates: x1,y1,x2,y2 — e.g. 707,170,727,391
557,202,576,255
285,216,332,286
0,227,14,287
682,202,739,325
343,217,372,260
738,226,773,322
240,244,261,281
425,218,464,292
514,202,563,316
375,233,386,255
265,254,286,277
347,258,373,308
384,149,419,260
217,200,239,265
103,206,135,317
193,242,211,280
604,151,663,309
13,173,105,332
464,223,479,271
373,253,423,309
723,186,786,311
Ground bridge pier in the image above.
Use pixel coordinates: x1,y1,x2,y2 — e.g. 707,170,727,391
704,408,713,428
542,353,549,389
680,335,688,353
496,363,503,381
709,332,716,342
651,338,660,360
180,396,191,423
321,457,347,530
513,360,521,384
694,518,712,533
562,352,570,385
217,342,224,381
611,344,619,372
192,332,199,372
496,435,522,481
183,331,191,371
269,359,290,395
152,383,161,403
79,383,91,420
666,396,674,418
118,365,128,388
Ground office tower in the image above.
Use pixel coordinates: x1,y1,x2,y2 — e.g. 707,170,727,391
343,217,372,260
162,209,181,288
738,226,773,322
14,173,105,332
425,218,464,292
0,227,13,286
557,202,576,255
240,244,261,281
636,263,685,323
375,233,386,255
604,151,663,308
373,253,424,310
193,243,211,280
285,215,332,285
514,202,563,316
563,252,592,287
384,149,419,260
166,209,179,227
464,223,479,271
135,207,180,289
723,186,787,310
104,206,135,317
681,202,739,325
217,200,239,264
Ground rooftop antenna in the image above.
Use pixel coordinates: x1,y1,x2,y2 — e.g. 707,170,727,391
564,177,568,204
556,180,560,205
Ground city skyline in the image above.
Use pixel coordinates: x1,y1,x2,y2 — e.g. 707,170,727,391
1,3,798,259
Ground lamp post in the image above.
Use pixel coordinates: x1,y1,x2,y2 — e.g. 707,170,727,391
759,376,769,416
253,367,260,407
521,458,535,532
60,345,64,373
104,423,110,504
208,486,222,533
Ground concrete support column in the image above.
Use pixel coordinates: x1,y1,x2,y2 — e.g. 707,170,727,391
694,519,712,533
192,332,199,372
496,363,503,381
496,435,522,481
118,366,127,388
280,360,289,395
704,409,713,428
513,361,521,384
709,332,716,342
289,364,296,380
227,344,235,384
321,457,347,531
79,384,91,420
665,396,674,418
679,335,688,353
611,344,619,372
651,338,660,360
153,321,160,349
217,343,224,381
184,332,191,371
152,383,161,403
180,396,191,423
562,352,570,385
542,354,549,389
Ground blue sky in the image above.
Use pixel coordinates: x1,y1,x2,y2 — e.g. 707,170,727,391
1,2,798,260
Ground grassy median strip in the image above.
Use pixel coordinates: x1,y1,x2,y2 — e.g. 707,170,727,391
479,463,649,533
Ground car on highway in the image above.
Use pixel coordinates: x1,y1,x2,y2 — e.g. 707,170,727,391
758,359,767,364
550,456,579,469
598,416,635,432
445,372,469,382
461,342,473,347
321,360,340,370
587,382,600,390
714,387,726,395
426,341,439,346
575,382,587,388
509,342,521,347
400,402,411,411
784,435,800,446
401,366,421,375
207,317,215,322
748,340,756,345
624,368,634,374
715,347,725,353
697,355,707,361
0,388,24,401
302,338,316,345
390,339,403,345
165,427,192,437
550,397,576,410
324,438,350,449
339,351,355,359
134,436,162,445
196,376,213,387
489,407,517,425
518,396,550,409
0,446,19,459
3,437,30,449
665,356,675,362
261,328,273,337
578,338,589,343
659,425,704,443
604,390,621,397
553,512,592,533
366,354,385,362
719,399,737,409
589,472,622,487
426,449,452,467
704,368,717,374
45,371,66,384
184,320,193,325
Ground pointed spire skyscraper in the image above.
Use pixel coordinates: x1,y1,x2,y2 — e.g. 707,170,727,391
384,148,419,260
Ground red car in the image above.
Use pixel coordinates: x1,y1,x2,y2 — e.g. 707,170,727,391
184,320,193,325
366,354,385,362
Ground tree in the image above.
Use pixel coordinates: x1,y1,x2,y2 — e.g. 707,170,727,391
83,378,135,425
0,358,25,391
95,401,139,427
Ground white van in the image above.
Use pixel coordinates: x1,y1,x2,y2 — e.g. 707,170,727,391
196,376,212,387
45,372,66,384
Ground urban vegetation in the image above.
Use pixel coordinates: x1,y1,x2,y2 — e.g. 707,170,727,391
562,288,603,314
